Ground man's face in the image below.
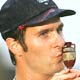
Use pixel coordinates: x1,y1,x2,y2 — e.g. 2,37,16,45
23,18,65,75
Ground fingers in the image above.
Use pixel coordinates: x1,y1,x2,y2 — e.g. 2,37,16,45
69,69,78,73
59,73,76,79
55,69,70,75
51,71,77,80
73,77,80,80
70,69,80,77
51,69,80,80
57,73,76,79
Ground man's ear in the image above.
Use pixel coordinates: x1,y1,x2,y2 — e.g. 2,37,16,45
6,38,23,56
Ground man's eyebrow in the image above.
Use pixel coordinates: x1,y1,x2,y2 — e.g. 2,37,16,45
35,22,64,35
35,27,53,36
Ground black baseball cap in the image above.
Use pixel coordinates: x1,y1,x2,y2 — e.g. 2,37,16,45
0,0,76,34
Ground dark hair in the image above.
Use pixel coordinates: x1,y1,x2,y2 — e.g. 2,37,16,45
1,27,28,65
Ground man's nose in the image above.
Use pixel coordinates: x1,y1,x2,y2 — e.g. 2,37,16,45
54,32,65,48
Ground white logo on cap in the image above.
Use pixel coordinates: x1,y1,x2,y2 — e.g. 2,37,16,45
37,0,49,5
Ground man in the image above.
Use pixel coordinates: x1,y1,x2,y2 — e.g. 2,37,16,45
0,0,80,80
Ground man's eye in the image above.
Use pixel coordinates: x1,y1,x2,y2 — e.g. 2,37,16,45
57,27,63,34
40,30,48,36
39,29,51,38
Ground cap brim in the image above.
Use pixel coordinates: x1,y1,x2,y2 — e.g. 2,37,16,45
27,8,76,26
0,8,76,33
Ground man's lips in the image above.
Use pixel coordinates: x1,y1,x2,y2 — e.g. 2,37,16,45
56,52,63,57
50,51,63,63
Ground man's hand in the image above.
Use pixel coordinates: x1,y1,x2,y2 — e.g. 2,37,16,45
51,69,80,80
